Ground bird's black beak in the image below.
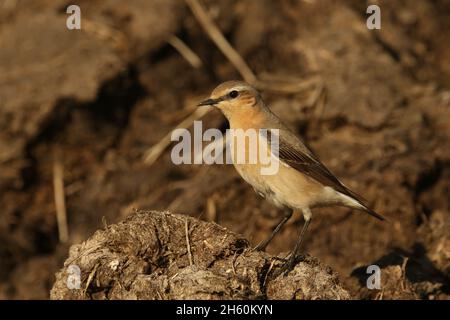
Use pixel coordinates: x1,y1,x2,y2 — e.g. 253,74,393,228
197,97,221,107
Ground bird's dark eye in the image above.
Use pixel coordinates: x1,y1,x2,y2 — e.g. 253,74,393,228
228,90,239,99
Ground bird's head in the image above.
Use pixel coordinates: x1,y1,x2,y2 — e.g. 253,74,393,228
197,81,262,119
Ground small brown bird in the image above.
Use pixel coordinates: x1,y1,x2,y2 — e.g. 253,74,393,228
198,80,385,272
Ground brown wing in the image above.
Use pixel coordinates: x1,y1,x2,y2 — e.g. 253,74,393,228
267,131,385,220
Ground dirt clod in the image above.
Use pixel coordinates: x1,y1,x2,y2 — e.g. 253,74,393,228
50,211,350,300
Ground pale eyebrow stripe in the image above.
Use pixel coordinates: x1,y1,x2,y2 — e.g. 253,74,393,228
220,88,250,101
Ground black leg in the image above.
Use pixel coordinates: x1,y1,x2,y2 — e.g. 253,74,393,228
254,209,293,251
279,209,312,274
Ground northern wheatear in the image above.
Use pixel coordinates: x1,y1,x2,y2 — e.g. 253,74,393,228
198,80,385,272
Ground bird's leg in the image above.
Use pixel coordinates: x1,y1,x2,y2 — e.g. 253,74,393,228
279,208,312,274
253,209,293,251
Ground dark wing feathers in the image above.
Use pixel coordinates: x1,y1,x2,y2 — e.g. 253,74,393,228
268,132,385,221
277,139,361,200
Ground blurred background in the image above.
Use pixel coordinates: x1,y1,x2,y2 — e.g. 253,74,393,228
0,0,449,299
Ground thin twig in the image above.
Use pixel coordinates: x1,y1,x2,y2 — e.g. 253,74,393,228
231,251,237,275
184,0,256,84
53,151,69,243
168,35,203,68
142,106,211,165
102,216,108,230
185,218,193,266
263,259,277,287
401,256,409,291
185,0,320,94
206,196,217,222
83,263,99,297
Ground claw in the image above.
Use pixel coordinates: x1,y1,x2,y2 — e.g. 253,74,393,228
272,253,306,277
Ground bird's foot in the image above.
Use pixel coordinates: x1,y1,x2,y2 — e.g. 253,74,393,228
272,252,306,277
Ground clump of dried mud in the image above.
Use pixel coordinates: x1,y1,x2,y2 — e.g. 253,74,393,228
50,211,350,300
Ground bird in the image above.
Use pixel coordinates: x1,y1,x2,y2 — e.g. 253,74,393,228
197,80,385,273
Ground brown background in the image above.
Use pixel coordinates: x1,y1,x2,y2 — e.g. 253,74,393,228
0,0,449,299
